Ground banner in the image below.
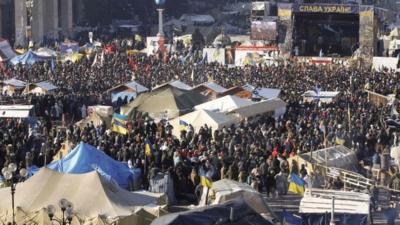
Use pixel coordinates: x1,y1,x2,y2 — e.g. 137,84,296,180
252,2,265,11
293,3,359,14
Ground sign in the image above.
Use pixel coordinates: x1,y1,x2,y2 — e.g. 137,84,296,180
293,4,359,14
251,21,277,41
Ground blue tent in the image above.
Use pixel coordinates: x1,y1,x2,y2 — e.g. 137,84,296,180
10,49,52,65
46,142,133,188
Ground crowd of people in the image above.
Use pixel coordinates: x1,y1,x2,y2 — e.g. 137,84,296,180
1,40,400,205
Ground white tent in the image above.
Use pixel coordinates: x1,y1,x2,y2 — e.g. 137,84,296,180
194,95,253,113
0,168,166,225
230,98,286,119
169,110,238,138
153,80,192,91
199,179,277,221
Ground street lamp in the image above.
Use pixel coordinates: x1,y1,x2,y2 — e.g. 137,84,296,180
47,199,74,225
1,163,28,225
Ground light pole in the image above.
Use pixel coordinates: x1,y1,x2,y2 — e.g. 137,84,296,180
1,163,28,225
47,199,74,225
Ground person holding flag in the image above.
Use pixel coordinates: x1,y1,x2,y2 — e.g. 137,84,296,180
288,173,305,196
111,113,129,135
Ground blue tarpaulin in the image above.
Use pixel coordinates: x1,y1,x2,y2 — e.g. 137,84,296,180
10,50,52,65
46,142,133,188
111,92,137,103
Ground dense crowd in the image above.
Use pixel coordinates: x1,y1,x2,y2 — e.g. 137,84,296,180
1,42,400,205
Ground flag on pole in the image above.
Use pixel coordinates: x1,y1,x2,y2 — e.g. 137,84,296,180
51,58,56,72
111,113,128,135
191,69,195,81
200,175,213,188
179,119,189,131
100,50,105,66
91,53,98,67
288,173,305,196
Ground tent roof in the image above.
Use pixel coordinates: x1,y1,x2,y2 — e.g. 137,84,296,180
242,84,281,99
194,95,253,113
193,81,227,93
153,80,192,91
231,98,286,118
151,199,273,225
46,142,133,188
0,39,16,61
34,81,58,91
109,81,149,93
0,168,162,221
35,47,57,57
1,78,26,88
10,49,51,65
121,87,207,119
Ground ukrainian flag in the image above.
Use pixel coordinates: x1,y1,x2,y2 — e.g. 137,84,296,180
112,113,129,135
200,176,213,188
179,119,189,131
288,173,305,196
144,139,153,157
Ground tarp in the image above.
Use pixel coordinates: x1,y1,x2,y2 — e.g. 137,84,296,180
194,95,253,113
193,81,227,94
200,179,277,221
121,86,207,120
303,91,340,103
23,81,58,95
10,49,51,65
0,168,166,225
0,38,16,61
151,199,273,225
1,78,26,95
109,81,149,103
34,47,57,57
169,110,238,138
230,98,287,119
45,142,133,188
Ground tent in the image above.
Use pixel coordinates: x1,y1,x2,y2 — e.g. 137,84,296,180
230,98,287,119
1,78,26,95
121,86,208,120
151,199,274,225
194,95,253,113
169,110,238,138
10,50,52,65
109,81,149,103
75,112,112,129
199,179,277,222
0,38,16,61
0,168,166,225
300,189,370,225
23,81,58,95
46,142,133,189
153,80,192,91
60,41,80,54
242,84,281,100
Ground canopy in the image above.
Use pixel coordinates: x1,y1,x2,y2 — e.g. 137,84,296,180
23,81,58,95
60,41,80,54
121,87,207,120
1,78,26,88
109,81,149,103
151,199,273,225
0,168,165,225
10,49,52,65
193,81,228,94
200,179,276,220
194,95,253,113
169,110,238,138
230,98,286,119
298,145,358,172
0,38,16,61
46,142,133,188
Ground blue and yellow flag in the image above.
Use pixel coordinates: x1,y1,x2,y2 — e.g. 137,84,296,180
288,173,305,196
179,120,189,131
144,139,153,157
111,113,129,135
282,210,302,225
200,176,213,188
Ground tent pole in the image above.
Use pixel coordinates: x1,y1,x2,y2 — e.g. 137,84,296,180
330,197,335,225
